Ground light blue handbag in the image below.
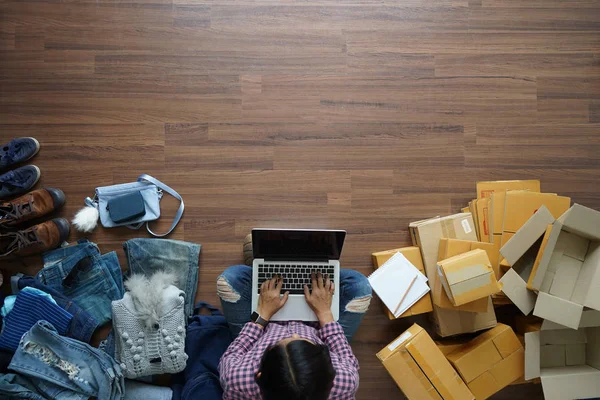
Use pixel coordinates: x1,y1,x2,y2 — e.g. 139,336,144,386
86,174,184,237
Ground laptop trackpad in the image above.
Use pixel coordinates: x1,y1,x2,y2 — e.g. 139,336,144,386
270,295,318,322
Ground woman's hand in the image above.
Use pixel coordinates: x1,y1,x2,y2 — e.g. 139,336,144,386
304,272,335,326
257,275,289,321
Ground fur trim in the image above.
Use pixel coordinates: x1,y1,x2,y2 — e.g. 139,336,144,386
72,206,99,233
125,272,177,329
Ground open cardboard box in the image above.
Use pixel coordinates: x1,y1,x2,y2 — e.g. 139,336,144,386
377,324,475,400
371,247,433,319
529,204,600,329
410,213,497,337
524,310,600,400
498,206,555,315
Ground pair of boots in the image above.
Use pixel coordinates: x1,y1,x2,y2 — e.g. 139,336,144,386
0,138,70,258
0,189,70,258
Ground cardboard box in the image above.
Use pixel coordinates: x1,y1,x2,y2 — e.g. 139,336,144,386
410,213,497,337
510,334,541,386
371,247,433,319
500,191,571,246
431,302,497,338
498,206,555,315
377,324,475,400
436,336,473,356
469,201,481,241
530,204,600,329
447,324,524,400
437,249,502,307
438,238,502,280
524,310,600,400
476,180,541,200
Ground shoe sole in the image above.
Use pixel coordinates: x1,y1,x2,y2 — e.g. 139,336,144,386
23,137,40,162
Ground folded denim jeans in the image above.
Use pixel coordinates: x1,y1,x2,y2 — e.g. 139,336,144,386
7,321,125,400
37,239,124,326
123,238,200,318
12,274,99,344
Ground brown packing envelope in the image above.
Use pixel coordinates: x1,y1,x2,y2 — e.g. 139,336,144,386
502,191,571,238
371,247,433,319
475,198,491,243
476,180,541,200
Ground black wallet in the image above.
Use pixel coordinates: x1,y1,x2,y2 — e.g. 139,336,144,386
106,191,146,223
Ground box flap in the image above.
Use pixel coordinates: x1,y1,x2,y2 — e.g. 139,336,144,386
493,327,523,358
540,365,600,400
541,310,600,330
582,242,600,310
530,221,564,291
540,329,587,345
524,331,541,380
528,224,554,290
533,292,584,330
499,268,537,315
382,351,443,400
560,204,600,239
500,206,555,266
491,347,525,386
548,254,583,299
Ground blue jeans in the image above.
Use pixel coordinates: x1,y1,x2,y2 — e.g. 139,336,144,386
2,320,125,400
37,239,124,326
123,238,201,319
217,265,372,341
12,274,99,344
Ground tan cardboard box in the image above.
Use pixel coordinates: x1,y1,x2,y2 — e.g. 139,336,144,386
501,191,571,246
476,180,541,200
524,310,600,400
447,324,524,400
498,206,555,315
437,249,502,307
469,201,481,241
409,213,497,337
371,247,433,319
377,324,475,400
530,204,600,329
436,336,473,356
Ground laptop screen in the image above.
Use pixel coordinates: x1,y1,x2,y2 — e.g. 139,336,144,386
252,229,346,261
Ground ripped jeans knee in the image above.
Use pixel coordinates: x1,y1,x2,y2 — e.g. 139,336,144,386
23,341,82,381
345,295,372,314
217,276,241,303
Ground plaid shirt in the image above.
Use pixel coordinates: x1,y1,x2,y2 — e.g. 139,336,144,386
218,321,359,399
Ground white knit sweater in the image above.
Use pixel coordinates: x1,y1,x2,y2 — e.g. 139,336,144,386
112,285,188,378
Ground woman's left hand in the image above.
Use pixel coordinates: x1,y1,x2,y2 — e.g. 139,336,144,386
257,275,290,321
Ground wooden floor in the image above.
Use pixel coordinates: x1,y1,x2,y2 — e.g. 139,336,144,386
2,0,600,398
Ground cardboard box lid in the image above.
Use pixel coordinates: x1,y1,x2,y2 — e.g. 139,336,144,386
431,302,497,338
559,203,600,239
476,180,541,200
503,191,571,234
541,310,600,330
500,206,555,266
499,268,537,315
541,365,600,400
410,213,477,285
379,324,475,400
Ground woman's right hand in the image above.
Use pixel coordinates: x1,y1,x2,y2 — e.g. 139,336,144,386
304,271,335,326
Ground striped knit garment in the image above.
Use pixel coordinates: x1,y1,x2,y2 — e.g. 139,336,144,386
0,290,72,351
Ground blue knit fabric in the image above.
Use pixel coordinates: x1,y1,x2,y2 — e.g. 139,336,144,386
0,290,72,352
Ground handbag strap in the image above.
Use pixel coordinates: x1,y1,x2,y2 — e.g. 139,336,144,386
137,174,184,237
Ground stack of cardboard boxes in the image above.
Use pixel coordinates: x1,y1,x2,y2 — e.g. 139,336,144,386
375,180,600,400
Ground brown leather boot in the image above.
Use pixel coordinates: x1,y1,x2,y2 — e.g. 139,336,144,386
0,218,70,258
0,188,65,228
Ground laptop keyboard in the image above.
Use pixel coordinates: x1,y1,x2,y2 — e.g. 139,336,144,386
258,263,335,295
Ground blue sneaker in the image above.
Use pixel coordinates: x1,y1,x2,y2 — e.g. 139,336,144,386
0,138,40,171
0,166,41,200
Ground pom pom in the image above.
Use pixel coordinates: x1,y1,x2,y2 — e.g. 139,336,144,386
72,206,99,232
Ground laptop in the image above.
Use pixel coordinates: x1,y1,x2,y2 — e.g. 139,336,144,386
251,228,346,322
